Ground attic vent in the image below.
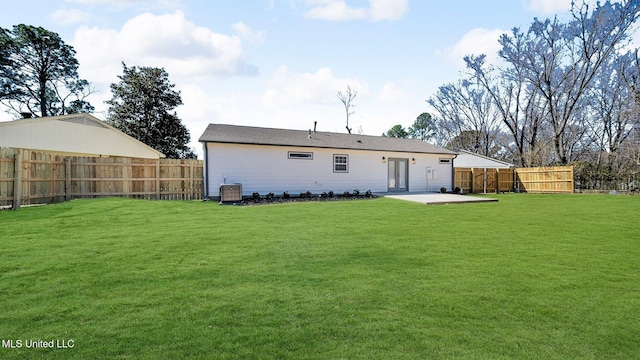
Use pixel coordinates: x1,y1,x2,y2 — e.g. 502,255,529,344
59,116,108,128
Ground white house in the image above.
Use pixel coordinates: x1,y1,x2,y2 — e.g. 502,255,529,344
199,123,458,199
453,150,513,169
0,114,164,159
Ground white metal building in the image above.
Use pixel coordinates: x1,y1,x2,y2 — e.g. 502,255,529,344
0,114,164,159
453,150,513,169
199,123,458,199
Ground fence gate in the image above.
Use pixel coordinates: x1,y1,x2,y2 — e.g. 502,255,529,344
473,169,485,193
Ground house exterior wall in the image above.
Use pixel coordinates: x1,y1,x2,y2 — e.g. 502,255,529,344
0,118,162,159
453,153,512,169
204,142,454,197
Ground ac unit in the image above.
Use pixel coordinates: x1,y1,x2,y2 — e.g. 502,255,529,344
219,183,242,203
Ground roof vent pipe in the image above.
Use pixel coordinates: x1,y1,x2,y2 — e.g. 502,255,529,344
314,121,317,132
308,129,312,138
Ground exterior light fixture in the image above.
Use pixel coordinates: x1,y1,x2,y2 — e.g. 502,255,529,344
382,156,386,163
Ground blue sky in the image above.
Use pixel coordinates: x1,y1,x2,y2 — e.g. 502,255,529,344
0,0,579,156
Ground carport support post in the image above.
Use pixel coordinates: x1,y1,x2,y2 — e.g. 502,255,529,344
12,150,22,210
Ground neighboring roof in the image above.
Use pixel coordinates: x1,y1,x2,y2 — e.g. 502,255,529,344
453,150,513,168
199,123,457,155
0,113,165,159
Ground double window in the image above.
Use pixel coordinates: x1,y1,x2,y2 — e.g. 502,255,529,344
333,154,348,173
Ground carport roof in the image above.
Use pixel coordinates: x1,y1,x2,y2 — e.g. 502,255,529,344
199,123,457,155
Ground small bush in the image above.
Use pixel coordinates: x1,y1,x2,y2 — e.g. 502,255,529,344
252,192,260,200
343,191,351,198
299,191,312,199
453,187,461,194
328,191,334,198
353,189,360,196
365,190,373,198
282,191,290,199
440,187,447,194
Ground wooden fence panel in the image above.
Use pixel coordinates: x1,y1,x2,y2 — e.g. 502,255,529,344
0,147,203,208
454,166,570,194
454,168,472,193
497,168,514,192
515,166,574,193
0,147,16,206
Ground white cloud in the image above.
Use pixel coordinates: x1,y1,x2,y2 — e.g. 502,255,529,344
439,28,506,68
303,0,408,21
50,9,93,25
232,22,266,44
304,1,367,21
378,82,403,103
369,0,408,21
72,10,258,85
65,0,180,7
262,66,365,107
526,0,572,14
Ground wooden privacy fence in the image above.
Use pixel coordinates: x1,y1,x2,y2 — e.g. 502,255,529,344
1,148,203,209
515,166,574,193
454,166,574,194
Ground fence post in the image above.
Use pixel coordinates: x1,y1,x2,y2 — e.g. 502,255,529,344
65,157,71,201
156,159,161,200
189,160,194,200
12,150,22,210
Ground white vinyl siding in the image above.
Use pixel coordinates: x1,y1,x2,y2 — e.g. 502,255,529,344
205,142,455,196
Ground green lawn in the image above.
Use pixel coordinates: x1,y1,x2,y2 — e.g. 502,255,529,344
0,194,639,359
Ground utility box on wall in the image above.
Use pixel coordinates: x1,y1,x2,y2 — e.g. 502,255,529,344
219,183,242,203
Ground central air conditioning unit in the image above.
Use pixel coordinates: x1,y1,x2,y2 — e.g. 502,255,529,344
219,183,242,204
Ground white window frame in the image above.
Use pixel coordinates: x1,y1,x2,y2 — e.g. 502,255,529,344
288,151,313,160
333,154,348,173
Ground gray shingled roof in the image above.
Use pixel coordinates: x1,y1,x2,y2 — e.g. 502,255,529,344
199,123,457,155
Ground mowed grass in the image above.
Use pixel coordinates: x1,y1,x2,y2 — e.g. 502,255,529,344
0,194,639,359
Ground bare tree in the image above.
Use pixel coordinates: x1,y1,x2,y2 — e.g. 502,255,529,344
428,78,503,157
337,85,357,134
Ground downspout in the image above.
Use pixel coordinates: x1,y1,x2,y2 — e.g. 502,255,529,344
451,154,458,191
203,142,210,200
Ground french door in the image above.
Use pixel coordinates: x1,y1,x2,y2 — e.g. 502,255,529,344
388,158,408,192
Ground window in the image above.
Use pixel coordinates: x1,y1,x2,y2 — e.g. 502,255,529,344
439,158,451,164
288,151,313,160
333,154,348,173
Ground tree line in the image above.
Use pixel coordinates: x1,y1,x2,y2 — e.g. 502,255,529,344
386,0,640,190
0,25,195,159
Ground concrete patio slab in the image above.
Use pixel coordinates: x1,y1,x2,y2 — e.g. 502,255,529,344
383,193,498,205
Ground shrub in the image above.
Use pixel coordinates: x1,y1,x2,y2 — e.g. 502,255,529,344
299,191,312,199
440,187,447,194
282,191,290,199
365,190,373,198
353,189,360,196
252,192,260,200
328,191,334,198
453,187,461,194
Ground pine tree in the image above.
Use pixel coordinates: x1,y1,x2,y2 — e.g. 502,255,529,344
106,63,195,159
